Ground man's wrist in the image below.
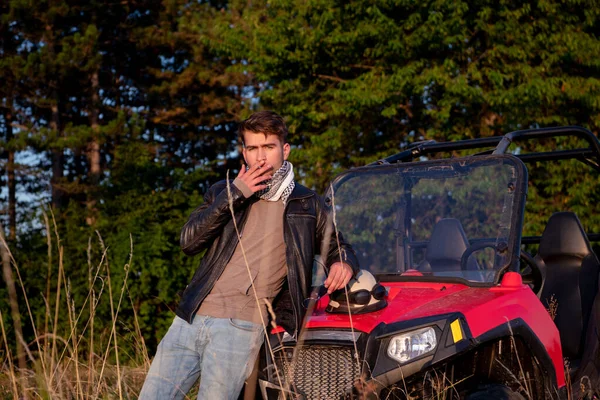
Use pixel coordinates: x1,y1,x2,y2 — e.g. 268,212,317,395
233,177,254,198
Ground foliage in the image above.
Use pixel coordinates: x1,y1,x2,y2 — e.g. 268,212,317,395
216,0,600,199
0,0,246,361
0,0,600,378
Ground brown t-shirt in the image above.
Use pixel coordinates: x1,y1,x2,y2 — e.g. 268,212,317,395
197,184,288,324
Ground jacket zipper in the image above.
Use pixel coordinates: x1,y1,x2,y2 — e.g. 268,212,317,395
284,199,300,339
284,192,316,339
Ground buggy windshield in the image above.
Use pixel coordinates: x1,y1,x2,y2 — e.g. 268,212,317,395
329,155,526,284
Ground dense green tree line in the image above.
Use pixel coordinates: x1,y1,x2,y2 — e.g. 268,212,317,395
1,0,599,362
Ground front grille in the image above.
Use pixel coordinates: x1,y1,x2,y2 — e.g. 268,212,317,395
273,345,361,399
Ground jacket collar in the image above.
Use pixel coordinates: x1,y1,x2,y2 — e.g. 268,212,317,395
288,182,315,201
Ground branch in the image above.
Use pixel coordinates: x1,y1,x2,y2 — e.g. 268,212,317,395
349,64,375,70
315,74,347,83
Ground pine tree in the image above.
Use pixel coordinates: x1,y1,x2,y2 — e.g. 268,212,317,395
216,0,600,200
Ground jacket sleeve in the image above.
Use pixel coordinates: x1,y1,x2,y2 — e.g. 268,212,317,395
315,195,360,275
180,180,248,256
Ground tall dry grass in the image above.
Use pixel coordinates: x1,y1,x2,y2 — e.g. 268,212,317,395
0,199,582,400
0,210,151,399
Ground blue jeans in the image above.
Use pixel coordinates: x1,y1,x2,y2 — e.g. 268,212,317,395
139,315,264,400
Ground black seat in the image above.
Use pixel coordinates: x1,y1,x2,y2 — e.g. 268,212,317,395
419,218,478,272
537,212,600,360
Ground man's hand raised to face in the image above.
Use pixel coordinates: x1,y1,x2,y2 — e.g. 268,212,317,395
324,262,354,294
237,160,273,194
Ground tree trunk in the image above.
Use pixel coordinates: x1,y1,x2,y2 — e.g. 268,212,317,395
86,70,101,226
50,94,64,210
45,25,65,211
6,108,16,241
0,221,26,375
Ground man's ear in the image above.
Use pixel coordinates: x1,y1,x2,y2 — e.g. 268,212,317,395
283,142,291,160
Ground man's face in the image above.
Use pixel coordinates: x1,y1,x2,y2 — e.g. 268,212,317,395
242,131,290,172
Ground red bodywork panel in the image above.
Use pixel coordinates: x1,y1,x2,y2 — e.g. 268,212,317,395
292,273,565,388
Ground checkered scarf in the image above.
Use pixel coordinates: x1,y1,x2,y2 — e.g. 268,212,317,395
257,161,295,204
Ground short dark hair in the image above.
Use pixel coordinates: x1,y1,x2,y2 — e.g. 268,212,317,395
238,111,288,145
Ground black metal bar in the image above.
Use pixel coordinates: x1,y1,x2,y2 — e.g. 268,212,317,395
521,236,543,245
408,241,428,249
521,234,600,244
385,148,599,167
379,126,600,165
412,234,600,248
517,149,600,172
517,148,592,161
494,126,600,162
380,137,502,164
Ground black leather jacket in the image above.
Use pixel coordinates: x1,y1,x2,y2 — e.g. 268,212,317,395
176,180,359,336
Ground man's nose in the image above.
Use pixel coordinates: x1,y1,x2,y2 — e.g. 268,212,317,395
258,148,266,160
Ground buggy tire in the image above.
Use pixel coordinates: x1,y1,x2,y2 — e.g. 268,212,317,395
465,384,526,400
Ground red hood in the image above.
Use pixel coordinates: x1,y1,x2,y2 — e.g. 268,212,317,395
305,279,547,338
305,281,473,333
298,277,564,388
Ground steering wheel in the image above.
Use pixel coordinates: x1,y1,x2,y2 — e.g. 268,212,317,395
461,242,544,294
519,249,543,295
460,241,504,271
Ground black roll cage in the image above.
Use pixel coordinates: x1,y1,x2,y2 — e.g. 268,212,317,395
370,126,600,244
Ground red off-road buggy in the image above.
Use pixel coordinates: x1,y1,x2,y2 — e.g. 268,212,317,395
255,126,600,400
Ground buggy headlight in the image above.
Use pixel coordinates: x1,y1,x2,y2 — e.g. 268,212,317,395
387,326,437,363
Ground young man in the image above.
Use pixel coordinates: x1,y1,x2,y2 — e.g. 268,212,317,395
139,111,359,399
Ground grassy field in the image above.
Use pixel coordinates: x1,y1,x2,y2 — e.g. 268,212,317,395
0,207,583,400
0,211,156,399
